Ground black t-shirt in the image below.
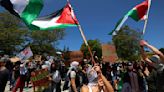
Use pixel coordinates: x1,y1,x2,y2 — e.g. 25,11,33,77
146,63,164,92
0,68,9,92
146,69,157,92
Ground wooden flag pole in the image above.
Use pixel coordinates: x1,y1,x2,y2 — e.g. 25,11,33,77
67,0,95,64
143,0,152,34
77,24,95,65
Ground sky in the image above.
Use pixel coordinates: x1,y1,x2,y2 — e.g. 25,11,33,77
0,0,164,51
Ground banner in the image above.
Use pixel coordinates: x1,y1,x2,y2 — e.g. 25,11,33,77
17,47,33,60
31,69,49,87
102,44,118,63
10,47,33,63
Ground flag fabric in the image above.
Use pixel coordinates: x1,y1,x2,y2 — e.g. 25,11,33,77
0,0,43,25
17,47,33,61
127,0,148,21
0,0,78,30
110,0,149,35
30,3,79,30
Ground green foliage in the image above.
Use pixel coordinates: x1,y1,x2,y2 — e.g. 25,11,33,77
0,12,65,55
29,29,65,55
0,12,28,55
112,26,142,61
80,39,102,59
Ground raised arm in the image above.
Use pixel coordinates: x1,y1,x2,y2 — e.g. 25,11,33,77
140,40,164,63
94,65,114,92
140,46,154,66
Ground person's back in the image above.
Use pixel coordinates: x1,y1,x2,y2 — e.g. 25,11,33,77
69,69,80,92
154,63,164,92
121,72,131,92
0,64,9,92
66,61,80,92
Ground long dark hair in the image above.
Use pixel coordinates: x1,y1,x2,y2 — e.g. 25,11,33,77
50,63,56,73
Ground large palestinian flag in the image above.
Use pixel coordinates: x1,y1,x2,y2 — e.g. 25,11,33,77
30,3,79,30
0,0,43,25
109,0,149,35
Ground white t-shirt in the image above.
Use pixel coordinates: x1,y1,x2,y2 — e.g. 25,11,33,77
70,71,76,78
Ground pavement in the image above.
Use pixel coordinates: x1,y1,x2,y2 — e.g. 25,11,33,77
5,81,69,92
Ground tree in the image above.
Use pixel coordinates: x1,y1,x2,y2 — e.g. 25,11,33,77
0,12,28,55
29,29,65,55
0,11,65,55
80,39,102,59
112,26,142,61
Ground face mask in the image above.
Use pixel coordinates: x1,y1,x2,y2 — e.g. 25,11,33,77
87,66,98,83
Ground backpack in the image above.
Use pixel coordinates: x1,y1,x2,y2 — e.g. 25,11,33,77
63,73,70,91
63,70,80,91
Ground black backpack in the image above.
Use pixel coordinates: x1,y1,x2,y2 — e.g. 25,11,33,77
63,70,80,91
63,73,70,91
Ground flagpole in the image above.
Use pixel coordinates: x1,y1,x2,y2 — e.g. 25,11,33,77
113,16,128,35
77,24,95,65
143,0,152,34
67,0,95,64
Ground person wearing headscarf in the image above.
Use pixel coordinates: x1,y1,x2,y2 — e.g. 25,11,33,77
81,64,114,92
67,61,80,92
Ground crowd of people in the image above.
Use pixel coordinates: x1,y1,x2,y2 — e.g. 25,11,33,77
0,40,164,92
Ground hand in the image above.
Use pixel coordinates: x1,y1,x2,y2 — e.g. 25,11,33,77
98,78,104,87
94,65,102,74
140,40,149,46
47,75,52,81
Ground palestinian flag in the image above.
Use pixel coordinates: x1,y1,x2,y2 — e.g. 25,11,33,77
0,0,43,25
110,0,149,35
30,3,79,30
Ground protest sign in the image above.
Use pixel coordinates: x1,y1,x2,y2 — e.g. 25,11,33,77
31,69,49,87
